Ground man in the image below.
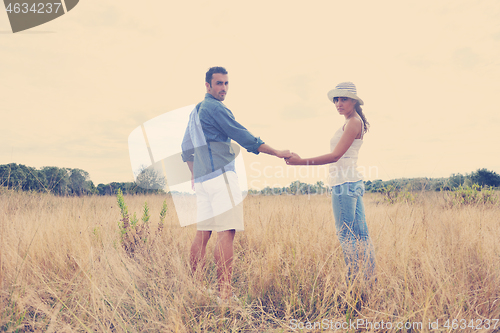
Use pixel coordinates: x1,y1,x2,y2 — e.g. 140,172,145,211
181,66,290,301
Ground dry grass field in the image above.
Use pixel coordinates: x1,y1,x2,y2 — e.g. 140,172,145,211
1,187,499,332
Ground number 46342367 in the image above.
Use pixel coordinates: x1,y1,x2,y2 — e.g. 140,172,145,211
6,3,62,14
443,319,499,330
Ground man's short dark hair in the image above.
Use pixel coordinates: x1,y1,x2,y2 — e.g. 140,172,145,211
205,66,228,87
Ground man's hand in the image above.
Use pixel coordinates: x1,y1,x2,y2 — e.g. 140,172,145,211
285,152,303,165
275,150,292,159
257,144,291,158
187,161,195,191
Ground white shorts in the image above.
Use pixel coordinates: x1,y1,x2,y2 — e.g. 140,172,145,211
194,171,244,232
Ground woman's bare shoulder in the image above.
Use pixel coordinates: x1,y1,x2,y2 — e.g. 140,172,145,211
344,117,363,138
347,116,363,125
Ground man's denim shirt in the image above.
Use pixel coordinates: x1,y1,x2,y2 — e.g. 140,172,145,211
181,93,264,183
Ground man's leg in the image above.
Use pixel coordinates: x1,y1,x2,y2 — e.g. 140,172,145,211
190,230,212,276
214,229,235,300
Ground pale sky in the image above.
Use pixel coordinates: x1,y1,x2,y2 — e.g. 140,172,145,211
2,0,499,191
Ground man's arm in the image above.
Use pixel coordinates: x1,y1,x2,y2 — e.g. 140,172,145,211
186,160,194,173
181,111,196,190
257,143,291,158
211,106,291,158
181,127,195,163
186,160,194,190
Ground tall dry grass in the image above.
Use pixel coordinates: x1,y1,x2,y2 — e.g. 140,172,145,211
1,187,499,332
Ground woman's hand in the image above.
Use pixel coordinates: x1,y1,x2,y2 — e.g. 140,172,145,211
285,152,302,165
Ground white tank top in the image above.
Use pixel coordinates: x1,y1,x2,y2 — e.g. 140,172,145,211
328,120,364,186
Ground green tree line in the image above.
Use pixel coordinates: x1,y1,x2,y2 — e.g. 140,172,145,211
247,180,329,196
364,168,500,193
2,163,499,196
248,168,500,196
0,163,164,196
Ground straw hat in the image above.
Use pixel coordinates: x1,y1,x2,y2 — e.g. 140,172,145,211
327,82,364,105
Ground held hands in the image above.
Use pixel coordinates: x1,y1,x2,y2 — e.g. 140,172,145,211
275,149,292,159
285,152,302,165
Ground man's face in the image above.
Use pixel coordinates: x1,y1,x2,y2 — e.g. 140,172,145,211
206,73,229,101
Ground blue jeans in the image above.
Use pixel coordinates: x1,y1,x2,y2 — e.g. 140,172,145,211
331,180,376,282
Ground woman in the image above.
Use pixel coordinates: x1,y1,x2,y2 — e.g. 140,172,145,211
285,82,376,283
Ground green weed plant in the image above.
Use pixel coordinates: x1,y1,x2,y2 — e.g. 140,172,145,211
381,184,416,204
116,188,167,257
446,184,498,207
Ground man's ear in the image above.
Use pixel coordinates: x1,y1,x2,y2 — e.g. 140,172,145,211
205,82,211,91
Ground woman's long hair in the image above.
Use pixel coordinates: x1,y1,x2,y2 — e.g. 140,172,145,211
355,103,370,133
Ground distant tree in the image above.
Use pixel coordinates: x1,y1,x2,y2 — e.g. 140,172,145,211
40,166,70,195
134,165,166,191
289,180,300,194
260,186,269,195
315,180,326,194
86,180,98,195
408,178,433,191
431,179,445,191
468,168,500,187
302,183,313,194
17,164,41,192
367,179,385,192
68,168,90,196
0,163,25,189
445,173,466,190
110,182,122,195
97,183,108,195
296,182,312,194
296,181,309,194
464,177,473,187
364,180,372,191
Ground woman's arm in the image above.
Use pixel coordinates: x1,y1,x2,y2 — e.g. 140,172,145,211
286,118,362,165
